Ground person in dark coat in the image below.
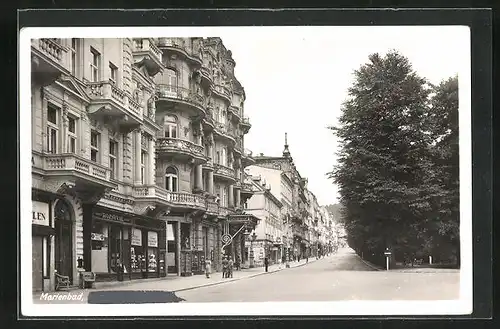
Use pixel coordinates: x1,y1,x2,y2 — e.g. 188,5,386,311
221,256,228,279
264,257,269,272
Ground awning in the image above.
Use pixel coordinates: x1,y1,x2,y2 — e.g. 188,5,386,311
226,213,260,228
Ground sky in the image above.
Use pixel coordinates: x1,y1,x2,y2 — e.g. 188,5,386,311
218,26,469,206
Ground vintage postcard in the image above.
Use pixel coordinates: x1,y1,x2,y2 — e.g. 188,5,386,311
19,25,472,316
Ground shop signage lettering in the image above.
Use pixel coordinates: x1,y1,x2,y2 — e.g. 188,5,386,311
148,231,158,248
91,233,105,241
32,201,49,226
94,212,129,223
131,228,142,246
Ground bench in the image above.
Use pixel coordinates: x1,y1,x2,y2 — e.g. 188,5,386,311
80,272,96,289
55,272,70,291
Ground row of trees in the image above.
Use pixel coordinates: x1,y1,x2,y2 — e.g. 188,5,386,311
329,50,459,267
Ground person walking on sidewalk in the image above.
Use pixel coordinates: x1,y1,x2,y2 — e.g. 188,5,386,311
228,256,234,278
222,256,228,279
205,259,212,278
264,256,269,272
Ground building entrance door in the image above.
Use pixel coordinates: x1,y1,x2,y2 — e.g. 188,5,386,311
54,200,73,284
32,236,43,291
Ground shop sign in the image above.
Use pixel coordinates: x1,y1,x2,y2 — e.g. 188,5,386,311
32,201,49,226
94,211,130,223
131,228,142,246
148,231,158,248
91,233,105,241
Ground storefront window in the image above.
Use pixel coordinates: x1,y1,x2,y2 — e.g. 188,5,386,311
130,228,145,273
147,231,158,273
91,221,108,273
109,225,122,273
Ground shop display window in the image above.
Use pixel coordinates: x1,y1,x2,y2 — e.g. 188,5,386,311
130,246,146,273
147,248,158,272
109,225,122,273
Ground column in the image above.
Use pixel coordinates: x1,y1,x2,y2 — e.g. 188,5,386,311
148,136,155,185
134,130,142,185
122,133,133,184
235,188,241,209
228,184,234,208
207,171,214,196
195,164,203,191
197,222,203,251
176,221,181,276
41,94,48,152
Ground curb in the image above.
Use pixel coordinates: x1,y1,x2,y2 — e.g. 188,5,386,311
356,254,383,271
174,259,318,293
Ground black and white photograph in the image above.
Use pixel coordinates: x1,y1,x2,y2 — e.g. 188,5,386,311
20,24,473,317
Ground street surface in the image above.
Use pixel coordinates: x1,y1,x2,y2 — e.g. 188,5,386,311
177,248,460,302
33,248,459,304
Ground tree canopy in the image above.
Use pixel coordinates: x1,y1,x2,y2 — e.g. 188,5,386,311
328,50,459,267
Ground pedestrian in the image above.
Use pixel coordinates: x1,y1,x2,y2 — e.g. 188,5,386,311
222,256,228,279
264,256,269,272
228,256,234,278
205,259,212,278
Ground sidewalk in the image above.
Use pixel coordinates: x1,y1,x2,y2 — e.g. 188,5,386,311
33,257,320,301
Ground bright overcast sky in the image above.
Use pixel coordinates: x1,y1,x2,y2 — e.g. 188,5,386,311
216,26,469,206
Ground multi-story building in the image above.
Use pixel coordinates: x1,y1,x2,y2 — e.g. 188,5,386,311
244,174,284,266
247,133,312,260
30,37,257,292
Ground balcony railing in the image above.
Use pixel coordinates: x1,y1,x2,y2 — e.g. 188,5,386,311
86,81,142,116
212,84,231,100
43,153,112,181
156,137,205,158
133,186,206,209
214,163,236,179
33,38,66,63
207,200,219,213
157,38,202,62
156,84,205,109
241,182,254,192
132,38,163,63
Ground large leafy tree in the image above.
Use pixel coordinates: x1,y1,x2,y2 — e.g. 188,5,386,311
425,76,460,264
328,50,436,266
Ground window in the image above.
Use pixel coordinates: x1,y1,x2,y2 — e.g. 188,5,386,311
109,62,117,83
216,151,220,165
90,47,101,82
46,104,59,154
67,116,77,153
221,186,228,207
164,115,178,138
90,130,100,162
70,38,79,76
165,166,178,192
161,69,178,97
141,151,146,185
221,148,227,166
109,140,117,179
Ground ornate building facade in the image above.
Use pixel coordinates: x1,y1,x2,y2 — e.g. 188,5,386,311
30,37,257,292
246,133,312,261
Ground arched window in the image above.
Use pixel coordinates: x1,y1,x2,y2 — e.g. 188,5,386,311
165,166,178,192
164,115,178,138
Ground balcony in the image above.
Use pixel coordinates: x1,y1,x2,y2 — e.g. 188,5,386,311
132,38,164,78
156,84,205,116
156,137,206,163
34,152,117,202
157,38,203,65
213,122,236,144
233,137,243,156
206,200,220,216
133,186,207,212
240,116,252,133
241,182,255,198
241,148,256,167
31,39,69,86
211,84,231,103
213,163,236,182
228,105,242,122
200,65,214,86
86,81,142,132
